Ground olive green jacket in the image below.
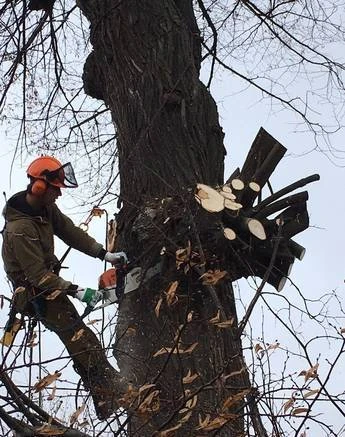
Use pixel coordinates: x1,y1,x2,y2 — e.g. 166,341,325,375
2,191,103,293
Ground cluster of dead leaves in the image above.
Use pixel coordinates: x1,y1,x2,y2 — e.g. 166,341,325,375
200,269,227,286
153,341,198,358
118,383,160,417
33,371,61,393
69,404,85,426
209,310,234,329
283,388,319,416
175,241,202,274
71,329,85,342
155,280,179,318
298,363,319,382
254,341,280,358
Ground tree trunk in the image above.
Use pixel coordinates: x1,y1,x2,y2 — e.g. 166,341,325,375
77,0,255,435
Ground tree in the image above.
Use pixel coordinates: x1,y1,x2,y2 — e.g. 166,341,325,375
1,1,345,436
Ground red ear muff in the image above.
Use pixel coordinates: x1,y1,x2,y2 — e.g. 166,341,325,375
31,179,47,196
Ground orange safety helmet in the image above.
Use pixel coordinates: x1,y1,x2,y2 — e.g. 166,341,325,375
27,156,78,195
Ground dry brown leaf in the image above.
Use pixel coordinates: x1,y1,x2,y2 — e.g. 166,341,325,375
187,311,194,323
299,363,319,382
153,347,172,357
14,286,26,295
179,409,193,424
200,269,227,285
303,389,320,399
155,297,163,318
118,384,139,408
222,389,251,411
46,290,63,300
34,371,61,393
254,343,264,354
209,310,221,324
69,404,85,426
138,390,160,414
196,415,232,431
27,332,38,348
34,425,65,435
126,326,137,336
222,367,246,381
37,273,55,286
87,319,102,325
292,407,309,416
139,383,156,394
182,342,198,354
183,370,199,384
165,281,179,306
185,394,198,410
158,423,183,436
176,241,191,269
71,329,85,342
198,413,211,428
153,342,198,357
340,327,345,334
214,318,234,329
47,385,57,401
267,342,280,351
283,397,295,414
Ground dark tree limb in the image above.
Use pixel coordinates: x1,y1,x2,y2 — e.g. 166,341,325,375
247,173,320,216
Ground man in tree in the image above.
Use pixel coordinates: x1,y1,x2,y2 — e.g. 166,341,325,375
1,155,127,419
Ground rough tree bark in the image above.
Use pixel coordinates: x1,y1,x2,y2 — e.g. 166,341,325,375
76,0,317,435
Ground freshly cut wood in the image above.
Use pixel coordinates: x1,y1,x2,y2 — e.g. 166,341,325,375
195,183,224,212
220,189,236,201
231,178,245,190
246,218,266,240
222,185,232,193
249,181,260,192
223,227,236,240
224,199,242,211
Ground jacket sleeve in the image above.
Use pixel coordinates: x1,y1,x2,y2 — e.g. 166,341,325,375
51,205,104,258
10,223,72,291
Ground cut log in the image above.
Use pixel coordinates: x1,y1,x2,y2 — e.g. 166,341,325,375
276,203,309,240
245,218,266,240
195,183,224,212
223,227,236,240
254,191,308,219
249,181,261,192
288,240,306,260
237,128,287,207
248,174,320,216
224,199,242,211
231,178,245,191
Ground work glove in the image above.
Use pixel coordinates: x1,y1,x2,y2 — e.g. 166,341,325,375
104,251,128,265
74,287,103,308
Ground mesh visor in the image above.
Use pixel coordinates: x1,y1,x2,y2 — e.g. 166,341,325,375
45,162,78,188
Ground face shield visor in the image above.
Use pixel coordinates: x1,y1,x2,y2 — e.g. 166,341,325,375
44,162,78,188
